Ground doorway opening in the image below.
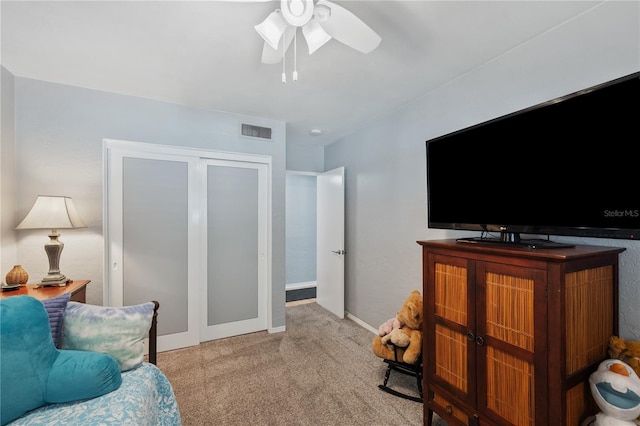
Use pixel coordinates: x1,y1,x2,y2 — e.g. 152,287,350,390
285,172,318,305
285,167,344,316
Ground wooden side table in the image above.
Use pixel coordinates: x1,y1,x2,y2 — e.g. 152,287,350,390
0,280,91,303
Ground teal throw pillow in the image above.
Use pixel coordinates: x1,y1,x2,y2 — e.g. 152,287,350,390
62,301,155,371
0,296,121,425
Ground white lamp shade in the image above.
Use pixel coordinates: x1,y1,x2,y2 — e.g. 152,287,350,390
255,10,287,50
16,196,86,230
302,19,332,54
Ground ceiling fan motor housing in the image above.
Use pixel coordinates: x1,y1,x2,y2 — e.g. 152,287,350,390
281,0,314,27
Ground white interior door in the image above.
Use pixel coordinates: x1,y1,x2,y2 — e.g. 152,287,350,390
316,167,345,318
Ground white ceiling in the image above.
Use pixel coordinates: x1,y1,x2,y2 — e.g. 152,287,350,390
0,1,607,146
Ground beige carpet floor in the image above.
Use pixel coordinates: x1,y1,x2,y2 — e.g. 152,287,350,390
156,301,447,426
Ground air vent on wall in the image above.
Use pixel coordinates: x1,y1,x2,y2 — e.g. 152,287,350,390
242,123,272,140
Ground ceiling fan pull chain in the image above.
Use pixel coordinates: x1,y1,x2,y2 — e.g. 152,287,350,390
282,29,287,84
293,30,298,81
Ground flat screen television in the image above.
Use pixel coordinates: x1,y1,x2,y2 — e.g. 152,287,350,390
426,71,640,249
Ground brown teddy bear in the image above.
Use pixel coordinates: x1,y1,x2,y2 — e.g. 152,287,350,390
372,290,423,365
609,336,640,378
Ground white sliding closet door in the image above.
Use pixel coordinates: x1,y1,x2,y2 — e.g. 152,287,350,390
105,140,270,353
199,159,268,341
106,148,200,352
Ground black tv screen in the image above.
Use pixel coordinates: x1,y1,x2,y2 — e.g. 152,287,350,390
426,71,640,248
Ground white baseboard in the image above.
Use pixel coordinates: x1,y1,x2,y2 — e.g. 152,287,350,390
285,281,317,291
346,311,378,335
269,325,286,334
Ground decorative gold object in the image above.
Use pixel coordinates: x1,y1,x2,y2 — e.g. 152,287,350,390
5,264,28,285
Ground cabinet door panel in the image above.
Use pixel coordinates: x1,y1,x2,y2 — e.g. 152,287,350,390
476,261,544,426
435,324,469,394
485,346,534,426
434,262,468,324
428,254,475,405
484,271,535,351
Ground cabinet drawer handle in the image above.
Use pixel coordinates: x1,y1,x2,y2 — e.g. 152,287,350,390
475,336,485,346
446,404,453,415
467,331,475,341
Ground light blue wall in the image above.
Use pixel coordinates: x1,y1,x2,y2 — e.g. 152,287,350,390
12,77,288,328
0,66,17,276
326,1,640,339
286,143,324,173
285,173,317,286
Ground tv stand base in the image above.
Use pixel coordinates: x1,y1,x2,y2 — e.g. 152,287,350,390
456,236,575,249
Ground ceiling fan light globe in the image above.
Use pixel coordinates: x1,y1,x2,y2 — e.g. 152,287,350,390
255,10,287,50
302,20,332,54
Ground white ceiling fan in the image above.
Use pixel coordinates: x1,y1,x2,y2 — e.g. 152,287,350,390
255,0,381,67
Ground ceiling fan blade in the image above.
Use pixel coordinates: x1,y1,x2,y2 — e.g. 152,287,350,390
261,25,296,64
316,0,381,54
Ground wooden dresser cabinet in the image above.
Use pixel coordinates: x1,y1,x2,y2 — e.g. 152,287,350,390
0,280,90,303
418,239,625,426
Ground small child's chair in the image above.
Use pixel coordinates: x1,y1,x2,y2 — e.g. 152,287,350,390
378,342,423,403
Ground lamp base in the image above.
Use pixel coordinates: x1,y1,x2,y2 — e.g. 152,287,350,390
40,231,68,287
39,274,68,287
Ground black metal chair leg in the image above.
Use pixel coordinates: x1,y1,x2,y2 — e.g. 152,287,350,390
377,344,423,403
382,363,392,386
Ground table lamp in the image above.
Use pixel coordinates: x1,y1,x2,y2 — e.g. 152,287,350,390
15,195,86,286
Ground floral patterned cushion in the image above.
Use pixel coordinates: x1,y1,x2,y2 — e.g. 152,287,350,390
8,363,180,425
